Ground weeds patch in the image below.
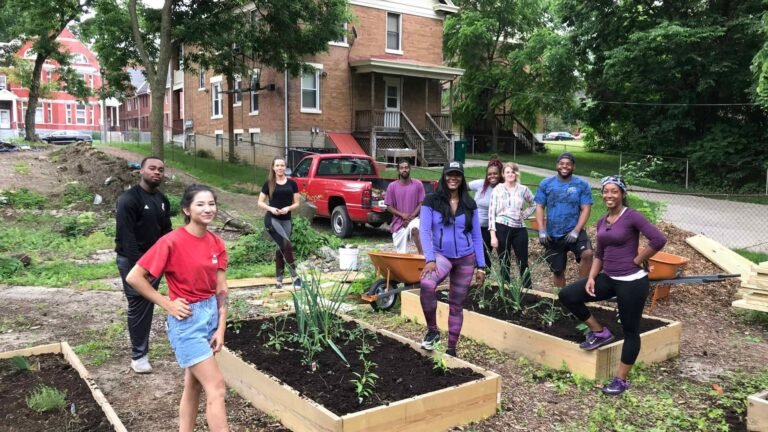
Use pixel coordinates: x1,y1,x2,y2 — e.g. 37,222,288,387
0,189,46,209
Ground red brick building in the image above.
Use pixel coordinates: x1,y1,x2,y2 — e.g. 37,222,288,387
0,28,120,140
182,0,462,167
119,68,181,142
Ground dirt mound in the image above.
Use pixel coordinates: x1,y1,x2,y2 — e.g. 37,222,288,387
52,143,185,209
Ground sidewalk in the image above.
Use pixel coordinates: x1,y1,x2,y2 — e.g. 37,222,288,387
465,159,768,252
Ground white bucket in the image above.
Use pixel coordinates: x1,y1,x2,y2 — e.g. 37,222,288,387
338,246,359,271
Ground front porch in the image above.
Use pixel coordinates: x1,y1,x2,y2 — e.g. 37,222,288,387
349,57,463,166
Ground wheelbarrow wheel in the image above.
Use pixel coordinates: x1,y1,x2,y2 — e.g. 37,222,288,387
369,279,398,311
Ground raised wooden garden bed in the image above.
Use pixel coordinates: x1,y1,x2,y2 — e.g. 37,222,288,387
748,390,768,432
400,289,681,380
0,342,127,431
217,315,500,432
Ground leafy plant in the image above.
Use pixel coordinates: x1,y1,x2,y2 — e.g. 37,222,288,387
0,256,24,279
59,212,97,238
290,269,351,368
575,322,591,338
261,315,289,352
9,356,31,371
350,333,378,405
291,216,342,260
348,266,377,296
227,298,251,333
431,340,450,375
26,384,67,413
61,181,92,206
1,188,46,209
536,289,562,328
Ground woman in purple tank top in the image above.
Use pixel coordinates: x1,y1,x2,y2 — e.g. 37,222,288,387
558,176,666,396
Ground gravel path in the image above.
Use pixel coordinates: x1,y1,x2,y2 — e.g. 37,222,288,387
466,159,768,252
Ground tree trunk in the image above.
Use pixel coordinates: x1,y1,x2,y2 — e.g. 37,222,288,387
24,55,47,141
150,88,165,156
226,74,236,163
489,111,499,154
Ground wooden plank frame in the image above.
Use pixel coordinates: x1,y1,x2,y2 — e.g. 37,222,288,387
685,234,753,281
748,390,768,432
0,342,127,432
400,289,681,380
217,315,501,432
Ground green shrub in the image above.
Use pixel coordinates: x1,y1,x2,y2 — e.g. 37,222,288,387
26,385,67,413
0,256,24,278
1,189,47,209
60,212,98,238
166,194,181,217
61,182,92,206
196,149,214,159
227,230,275,267
292,216,342,260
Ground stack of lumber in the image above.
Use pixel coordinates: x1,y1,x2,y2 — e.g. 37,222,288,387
733,262,768,313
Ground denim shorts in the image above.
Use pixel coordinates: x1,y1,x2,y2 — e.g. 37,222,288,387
166,294,218,369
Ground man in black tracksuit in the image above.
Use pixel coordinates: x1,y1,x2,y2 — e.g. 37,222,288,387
115,156,172,373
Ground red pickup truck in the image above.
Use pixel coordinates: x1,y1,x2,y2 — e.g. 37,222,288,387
288,154,436,237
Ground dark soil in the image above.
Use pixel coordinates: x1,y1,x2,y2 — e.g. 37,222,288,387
460,291,670,343
225,316,484,416
0,354,113,432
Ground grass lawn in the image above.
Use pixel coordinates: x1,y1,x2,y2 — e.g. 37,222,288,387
96,141,268,194
468,149,622,180
734,249,768,264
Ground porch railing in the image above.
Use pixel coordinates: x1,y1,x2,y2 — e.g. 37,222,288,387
401,112,426,165
430,113,452,133
425,113,450,159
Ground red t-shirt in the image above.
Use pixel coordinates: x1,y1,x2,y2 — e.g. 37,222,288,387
137,227,228,303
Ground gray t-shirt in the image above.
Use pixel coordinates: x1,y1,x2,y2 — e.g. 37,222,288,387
469,179,492,228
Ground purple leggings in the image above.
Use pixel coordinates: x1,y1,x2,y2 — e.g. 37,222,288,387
420,253,476,350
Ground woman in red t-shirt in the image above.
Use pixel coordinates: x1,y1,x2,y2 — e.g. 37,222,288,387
127,184,229,432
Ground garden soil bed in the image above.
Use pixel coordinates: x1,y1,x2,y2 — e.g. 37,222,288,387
225,316,486,416
402,289,681,379
0,344,124,432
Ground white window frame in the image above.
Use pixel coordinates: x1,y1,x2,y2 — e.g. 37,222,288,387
233,77,242,106
211,81,223,119
249,70,260,115
66,104,73,124
198,70,206,90
234,129,243,146
35,103,43,123
76,104,86,125
300,63,322,114
47,103,52,123
45,70,52,83
386,12,403,54
0,75,6,89
249,128,261,146
90,105,94,125
215,130,224,147
330,22,349,47
88,74,94,89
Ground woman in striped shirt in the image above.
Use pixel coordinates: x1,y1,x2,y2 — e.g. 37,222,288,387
489,162,536,286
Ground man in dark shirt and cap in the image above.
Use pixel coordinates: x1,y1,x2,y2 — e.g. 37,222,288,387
115,156,172,373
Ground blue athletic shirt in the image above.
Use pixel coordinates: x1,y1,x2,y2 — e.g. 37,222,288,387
533,176,593,237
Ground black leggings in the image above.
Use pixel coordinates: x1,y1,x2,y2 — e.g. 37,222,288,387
480,226,492,270
558,273,649,365
495,224,531,287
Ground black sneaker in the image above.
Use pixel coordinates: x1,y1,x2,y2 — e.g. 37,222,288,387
421,330,440,350
446,347,457,357
293,277,304,289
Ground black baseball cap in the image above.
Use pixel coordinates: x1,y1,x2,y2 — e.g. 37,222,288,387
557,152,576,163
443,161,464,175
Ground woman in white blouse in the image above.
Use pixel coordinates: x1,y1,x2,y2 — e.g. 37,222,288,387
489,162,536,286
468,159,503,270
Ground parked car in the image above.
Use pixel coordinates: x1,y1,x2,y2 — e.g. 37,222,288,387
288,153,437,237
42,131,93,144
544,131,577,141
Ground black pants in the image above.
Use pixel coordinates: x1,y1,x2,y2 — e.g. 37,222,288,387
116,254,161,360
480,226,492,270
495,224,531,287
559,273,650,365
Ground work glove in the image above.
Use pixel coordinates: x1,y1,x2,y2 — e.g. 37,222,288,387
565,230,579,244
538,231,551,246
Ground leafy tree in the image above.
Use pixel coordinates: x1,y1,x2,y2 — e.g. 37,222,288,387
559,0,768,191
444,0,579,153
754,11,768,109
0,0,92,141
84,0,348,159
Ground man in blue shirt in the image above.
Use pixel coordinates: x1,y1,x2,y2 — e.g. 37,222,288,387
534,152,593,288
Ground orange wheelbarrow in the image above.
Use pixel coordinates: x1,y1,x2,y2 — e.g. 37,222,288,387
361,252,426,311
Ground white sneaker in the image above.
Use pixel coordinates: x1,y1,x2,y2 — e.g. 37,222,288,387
131,355,153,374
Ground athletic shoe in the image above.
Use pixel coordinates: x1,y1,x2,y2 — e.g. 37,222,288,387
420,330,440,350
601,376,630,396
275,281,283,289
445,347,457,357
293,277,303,288
579,327,615,350
131,355,152,374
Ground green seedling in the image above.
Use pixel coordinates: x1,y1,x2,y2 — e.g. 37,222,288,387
26,384,67,413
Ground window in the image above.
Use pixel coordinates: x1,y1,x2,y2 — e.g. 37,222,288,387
164,90,168,105
211,82,222,117
386,13,401,52
47,103,52,123
294,158,311,178
0,75,6,89
71,53,88,64
233,78,242,105
331,22,348,46
35,104,43,123
198,71,206,89
66,104,72,124
21,101,26,122
76,104,86,124
234,132,242,145
126,97,131,112
215,132,223,147
249,71,260,113
88,74,94,89
45,70,52,83
90,105,94,125
301,69,320,112
249,130,260,146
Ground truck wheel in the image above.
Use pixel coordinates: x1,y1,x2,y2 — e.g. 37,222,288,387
331,205,353,238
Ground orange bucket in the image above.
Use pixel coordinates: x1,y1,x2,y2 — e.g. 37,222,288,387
643,249,690,280
526,218,545,231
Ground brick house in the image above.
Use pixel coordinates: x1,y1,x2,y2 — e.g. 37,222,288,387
119,68,181,142
0,28,120,140
181,0,462,167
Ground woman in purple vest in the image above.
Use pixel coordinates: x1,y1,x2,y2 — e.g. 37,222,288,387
418,161,486,358
559,176,666,396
